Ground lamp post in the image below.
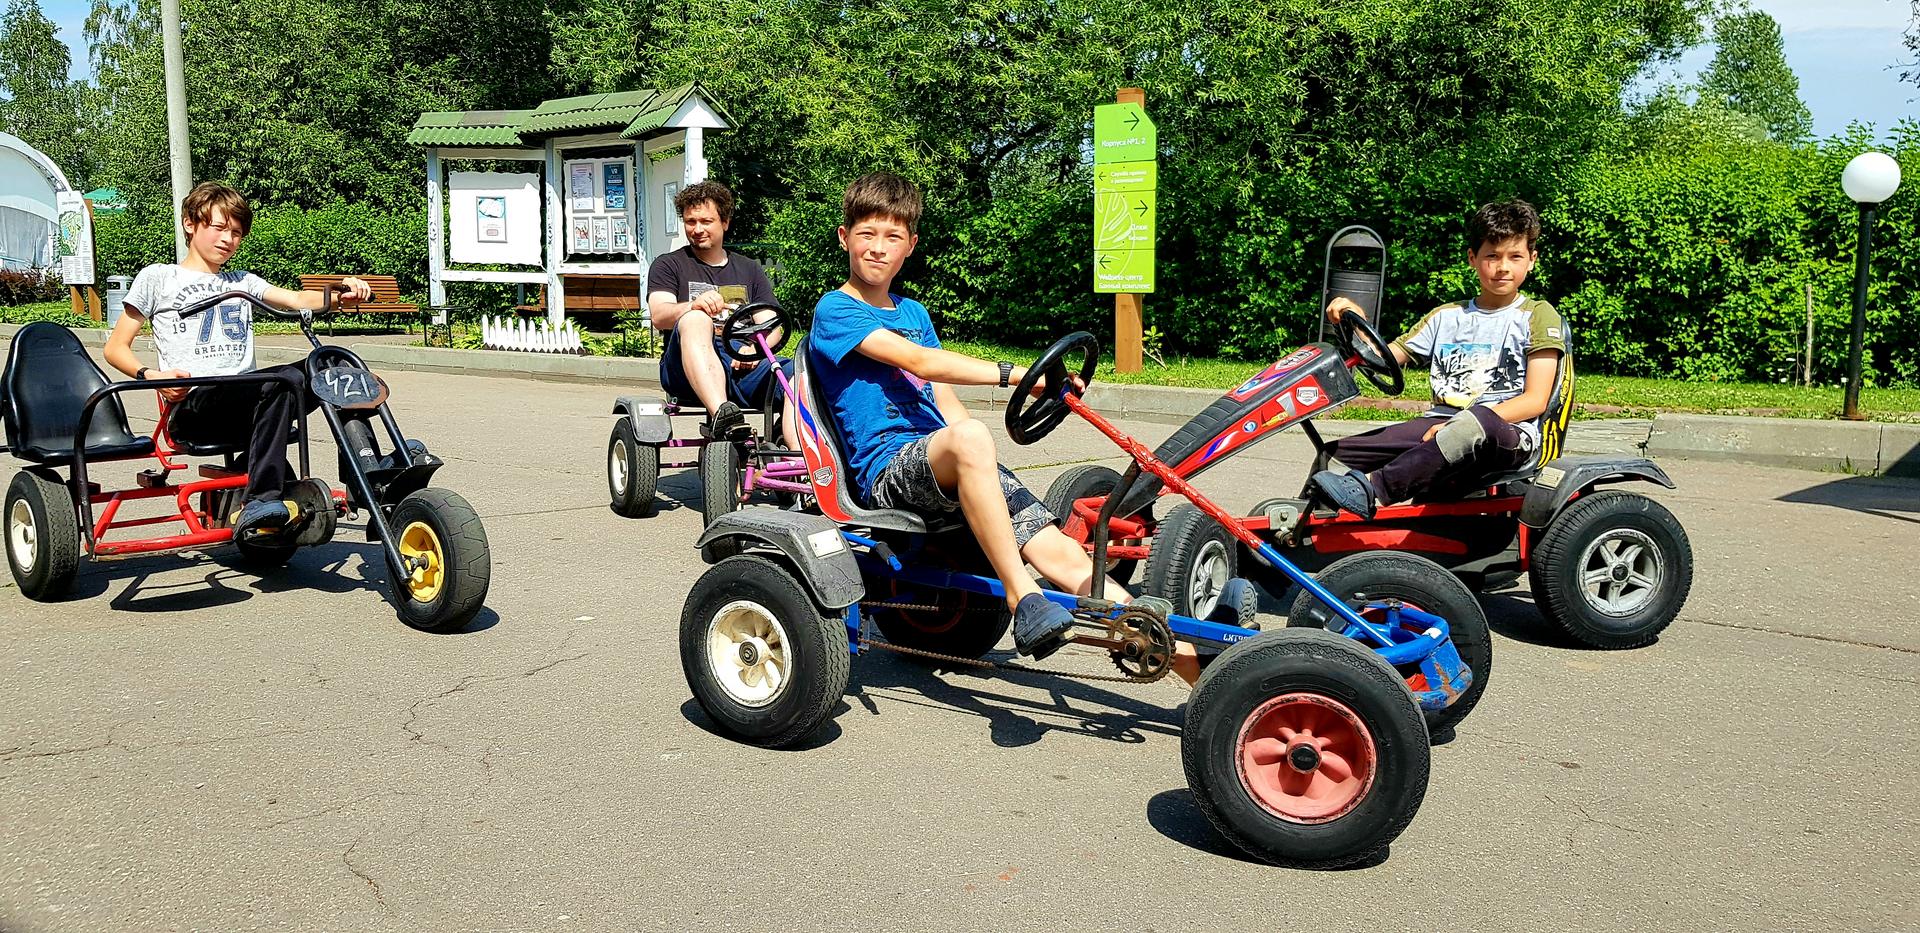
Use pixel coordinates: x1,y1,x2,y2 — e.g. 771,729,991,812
1840,152,1902,420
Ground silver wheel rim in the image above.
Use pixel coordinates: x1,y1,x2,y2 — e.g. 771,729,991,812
706,599,792,708
609,439,629,498
1577,528,1663,617
8,498,36,574
1189,538,1230,619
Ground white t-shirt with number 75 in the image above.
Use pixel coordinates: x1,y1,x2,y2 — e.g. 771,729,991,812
124,263,269,376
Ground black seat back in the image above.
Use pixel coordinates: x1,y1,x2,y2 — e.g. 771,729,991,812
792,341,927,533
2,322,143,459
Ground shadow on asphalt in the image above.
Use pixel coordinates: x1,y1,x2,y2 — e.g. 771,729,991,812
678,697,846,751
1776,473,1920,525
1143,788,1389,869
844,651,1184,749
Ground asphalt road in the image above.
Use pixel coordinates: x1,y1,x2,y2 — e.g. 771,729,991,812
2,363,1916,932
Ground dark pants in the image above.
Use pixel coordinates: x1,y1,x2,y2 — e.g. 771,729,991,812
659,329,794,409
1329,406,1531,504
166,363,317,502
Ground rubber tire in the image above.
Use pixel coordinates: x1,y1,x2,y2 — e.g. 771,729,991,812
5,468,79,601
681,553,851,748
1529,490,1693,650
388,488,491,632
1182,628,1430,869
869,585,1013,661
1286,551,1492,733
700,439,743,524
608,419,658,518
1144,503,1237,619
1041,464,1146,584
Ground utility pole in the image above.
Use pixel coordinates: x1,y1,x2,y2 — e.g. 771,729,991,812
161,0,192,261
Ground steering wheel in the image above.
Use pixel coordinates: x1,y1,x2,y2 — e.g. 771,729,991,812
719,301,794,363
175,285,353,322
1335,309,1405,396
1006,331,1099,446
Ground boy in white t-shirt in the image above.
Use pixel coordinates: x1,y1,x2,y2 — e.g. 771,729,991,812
103,182,371,539
1312,199,1567,518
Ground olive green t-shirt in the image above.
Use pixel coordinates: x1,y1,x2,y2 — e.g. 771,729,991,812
1391,294,1566,444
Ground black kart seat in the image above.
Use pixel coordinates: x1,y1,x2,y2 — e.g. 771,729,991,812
1113,343,1361,517
794,341,939,535
1,322,154,465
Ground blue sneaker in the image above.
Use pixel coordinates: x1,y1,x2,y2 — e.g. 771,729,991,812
1310,469,1377,519
231,497,295,541
1012,593,1076,660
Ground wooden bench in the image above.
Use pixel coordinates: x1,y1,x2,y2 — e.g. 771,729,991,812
296,274,422,334
511,274,642,319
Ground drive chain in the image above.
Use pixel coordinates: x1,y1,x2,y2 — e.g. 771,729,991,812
855,602,1175,685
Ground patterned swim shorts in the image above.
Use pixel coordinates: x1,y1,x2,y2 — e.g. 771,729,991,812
869,434,1057,548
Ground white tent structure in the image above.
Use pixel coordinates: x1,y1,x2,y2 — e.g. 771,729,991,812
0,132,72,270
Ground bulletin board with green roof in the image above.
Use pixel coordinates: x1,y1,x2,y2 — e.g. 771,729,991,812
407,84,731,324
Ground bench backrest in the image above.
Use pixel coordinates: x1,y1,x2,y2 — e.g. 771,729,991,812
297,275,407,303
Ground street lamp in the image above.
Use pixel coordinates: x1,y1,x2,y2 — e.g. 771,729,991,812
1840,152,1902,420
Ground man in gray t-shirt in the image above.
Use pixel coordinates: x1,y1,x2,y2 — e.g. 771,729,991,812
104,182,369,540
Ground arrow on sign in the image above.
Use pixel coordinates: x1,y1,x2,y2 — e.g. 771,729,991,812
1124,111,1139,130
1134,200,1149,216
1098,254,1113,269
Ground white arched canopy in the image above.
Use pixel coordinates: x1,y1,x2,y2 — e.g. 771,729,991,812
0,131,75,270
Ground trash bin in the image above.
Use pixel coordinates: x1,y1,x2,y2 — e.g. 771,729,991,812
105,275,132,326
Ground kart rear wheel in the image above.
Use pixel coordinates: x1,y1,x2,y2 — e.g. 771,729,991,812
388,488,491,632
869,582,1012,660
682,554,850,748
1287,551,1491,733
1183,628,1429,869
1530,490,1692,649
608,419,658,518
1042,464,1147,584
5,468,79,601
1144,503,1236,619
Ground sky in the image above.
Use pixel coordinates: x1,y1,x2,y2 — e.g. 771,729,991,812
32,0,1919,139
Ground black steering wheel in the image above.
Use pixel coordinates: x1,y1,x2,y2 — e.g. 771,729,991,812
1007,331,1099,446
1336,309,1405,396
720,301,794,362
175,285,353,321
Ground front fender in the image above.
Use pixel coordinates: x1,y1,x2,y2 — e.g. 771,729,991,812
1522,455,1676,528
695,510,865,609
612,395,674,444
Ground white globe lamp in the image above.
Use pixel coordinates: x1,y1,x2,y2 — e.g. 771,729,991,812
1840,152,1903,419
1842,152,1902,206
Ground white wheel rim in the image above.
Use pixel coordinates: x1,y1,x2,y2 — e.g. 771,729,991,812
610,440,629,497
1577,528,1664,617
1189,539,1230,619
706,599,792,707
8,498,36,573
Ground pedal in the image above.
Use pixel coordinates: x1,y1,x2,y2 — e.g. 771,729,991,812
198,464,244,480
135,469,171,489
287,479,338,547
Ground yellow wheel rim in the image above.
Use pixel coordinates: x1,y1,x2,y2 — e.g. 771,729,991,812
398,520,445,602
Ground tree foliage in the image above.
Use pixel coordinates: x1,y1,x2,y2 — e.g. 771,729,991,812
0,0,91,186
1699,10,1812,142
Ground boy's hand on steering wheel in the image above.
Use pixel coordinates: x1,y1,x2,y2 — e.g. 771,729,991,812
1326,296,1363,326
144,367,192,402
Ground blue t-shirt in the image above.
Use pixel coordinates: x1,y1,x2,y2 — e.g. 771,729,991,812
809,290,946,498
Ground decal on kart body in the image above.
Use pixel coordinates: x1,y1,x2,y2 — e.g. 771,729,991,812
1226,345,1322,401
1177,376,1334,474
792,376,853,522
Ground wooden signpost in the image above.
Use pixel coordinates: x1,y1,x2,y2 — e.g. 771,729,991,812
1094,88,1156,373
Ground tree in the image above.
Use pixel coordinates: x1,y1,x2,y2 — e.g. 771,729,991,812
0,0,91,186
1699,9,1812,142
1904,0,1918,87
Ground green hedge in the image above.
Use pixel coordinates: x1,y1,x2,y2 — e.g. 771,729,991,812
91,202,429,298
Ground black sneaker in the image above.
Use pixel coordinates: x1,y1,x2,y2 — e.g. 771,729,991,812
701,401,747,439
1309,469,1377,519
1012,593,1076,660
232,497,296,541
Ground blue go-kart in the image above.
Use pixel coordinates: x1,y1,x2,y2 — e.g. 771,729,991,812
672,325,1473,868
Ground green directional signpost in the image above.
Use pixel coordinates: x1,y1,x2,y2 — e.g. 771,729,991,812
1094,93,1156,372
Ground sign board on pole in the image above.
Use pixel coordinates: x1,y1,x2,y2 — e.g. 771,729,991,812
55,191,96,285
1092,102,1155,295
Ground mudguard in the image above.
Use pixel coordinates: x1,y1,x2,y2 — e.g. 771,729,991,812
1521,455,1676,528
612,395,674,444
695,509,866,610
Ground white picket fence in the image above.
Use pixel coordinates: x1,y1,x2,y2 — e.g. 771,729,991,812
479,316,587,355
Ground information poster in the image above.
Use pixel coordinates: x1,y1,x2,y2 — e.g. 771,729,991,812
476,196,507,243
611,217,631,252
663,182,681,235
571,218,592,253
55,191,95,285
569,163,595,212
603,163,627,211
591,216,611,252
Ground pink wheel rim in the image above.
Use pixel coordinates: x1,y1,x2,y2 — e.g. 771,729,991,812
1236,692,1377,823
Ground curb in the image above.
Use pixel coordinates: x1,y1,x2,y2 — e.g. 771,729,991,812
1646,413,1920,477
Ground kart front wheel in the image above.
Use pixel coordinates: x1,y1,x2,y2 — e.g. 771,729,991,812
608,419,659,518
682,554,850,748
1530,490,1692,649
1182,628,1430,869
1144,503,1236,619
5,468,79,601
1287,551,1492,734
387,488,491,632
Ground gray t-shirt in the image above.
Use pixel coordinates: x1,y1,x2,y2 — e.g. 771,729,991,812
1392,294,1567,445
124,264,270,376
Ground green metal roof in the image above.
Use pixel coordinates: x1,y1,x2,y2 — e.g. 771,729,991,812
409,86,727,147
406,110,535,147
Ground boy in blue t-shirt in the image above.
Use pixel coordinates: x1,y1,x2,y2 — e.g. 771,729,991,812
810,174,1198,665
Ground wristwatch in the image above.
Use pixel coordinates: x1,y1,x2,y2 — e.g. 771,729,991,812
997,361,1014,388
135,366,151,380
